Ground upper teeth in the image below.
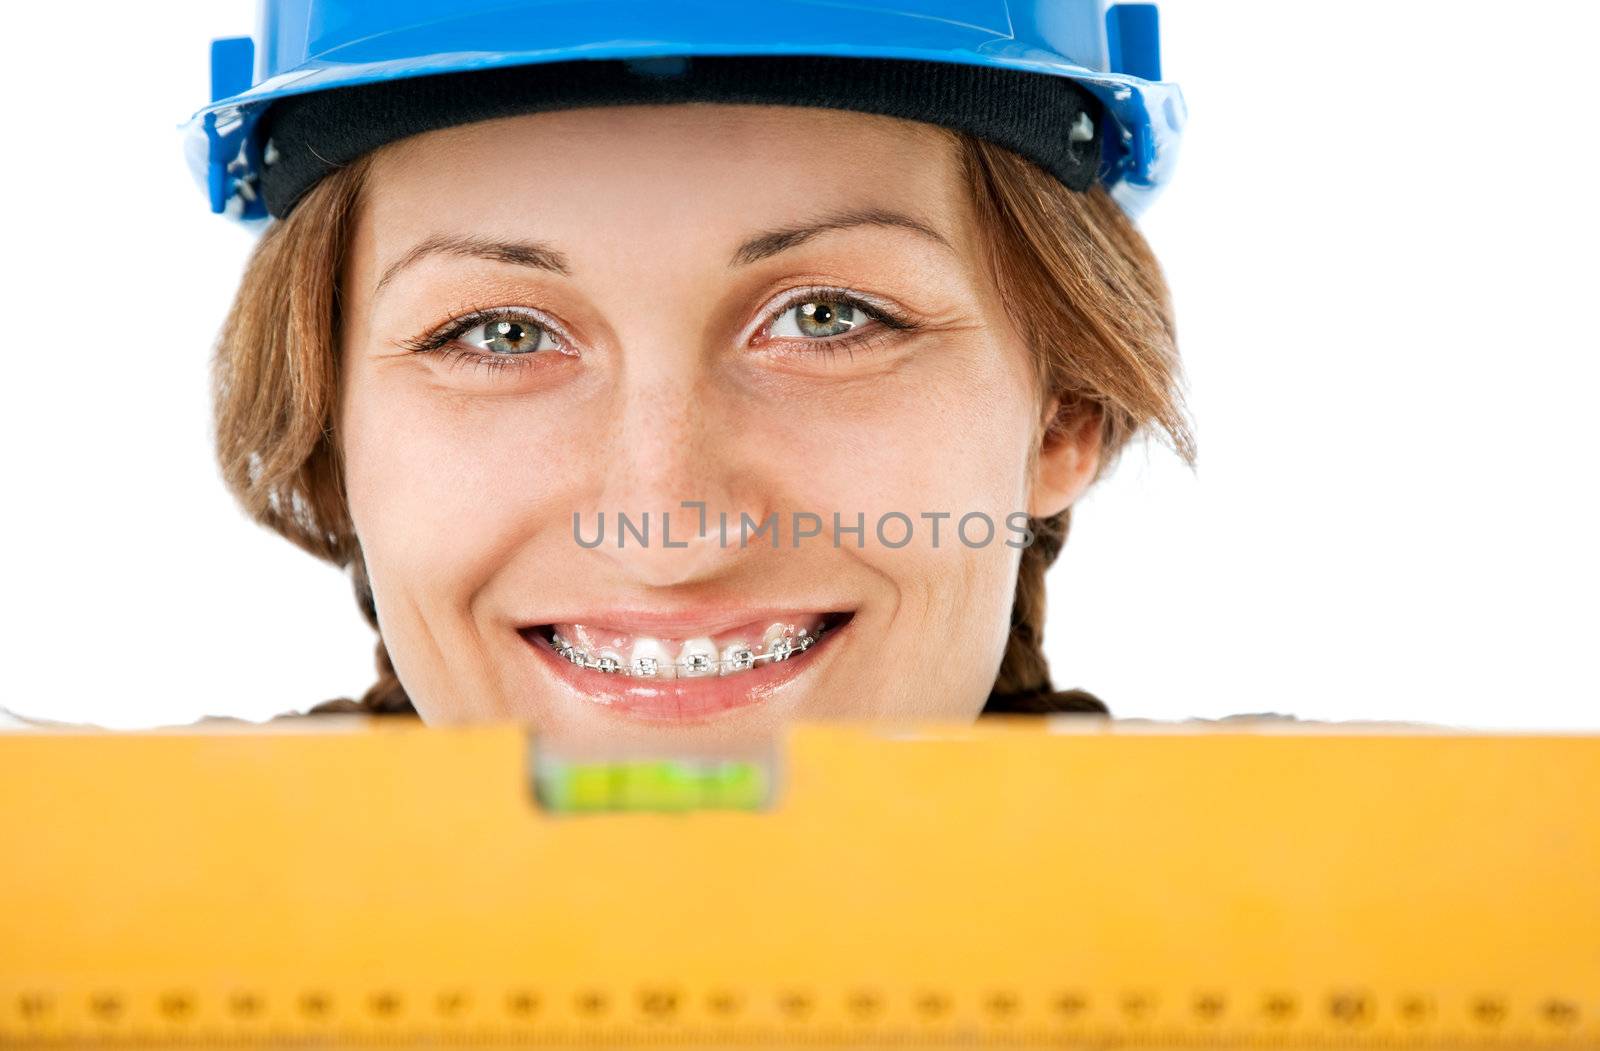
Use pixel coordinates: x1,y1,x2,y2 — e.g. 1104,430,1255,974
552,624,823,678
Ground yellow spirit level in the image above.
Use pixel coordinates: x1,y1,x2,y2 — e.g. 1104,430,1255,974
2,717,1597,1048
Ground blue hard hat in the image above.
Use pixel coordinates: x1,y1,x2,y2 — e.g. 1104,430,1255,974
186,0,1184,224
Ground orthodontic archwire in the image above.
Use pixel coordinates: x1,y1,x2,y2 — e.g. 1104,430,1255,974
550,624,825,677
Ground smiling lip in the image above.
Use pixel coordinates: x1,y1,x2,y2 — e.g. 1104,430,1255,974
518,610,852,723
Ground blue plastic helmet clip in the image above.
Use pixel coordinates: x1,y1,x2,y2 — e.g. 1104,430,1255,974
185,0,1183,225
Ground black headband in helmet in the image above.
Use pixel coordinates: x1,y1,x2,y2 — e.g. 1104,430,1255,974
257,53,1105,218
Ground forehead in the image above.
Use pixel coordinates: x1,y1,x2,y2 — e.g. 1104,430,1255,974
357,104,972,252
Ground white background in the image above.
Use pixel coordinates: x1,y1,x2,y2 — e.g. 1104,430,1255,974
1,2,1594,730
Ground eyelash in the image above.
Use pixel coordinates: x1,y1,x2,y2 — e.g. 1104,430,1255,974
398,288,919,376
397,307,568,376
754,286,921,363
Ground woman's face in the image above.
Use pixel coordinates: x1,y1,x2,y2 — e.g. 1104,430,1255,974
339,104,1096,741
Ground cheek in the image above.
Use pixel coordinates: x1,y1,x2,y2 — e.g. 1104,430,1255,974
777,334,1038,649
784,338,1037,541
339,364,561,611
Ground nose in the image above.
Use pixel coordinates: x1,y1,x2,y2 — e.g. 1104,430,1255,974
583,354,760,588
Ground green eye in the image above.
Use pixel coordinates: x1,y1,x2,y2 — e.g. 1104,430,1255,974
463,317,558,354
772,298,864,339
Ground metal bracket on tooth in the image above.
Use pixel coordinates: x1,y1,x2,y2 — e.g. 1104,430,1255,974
552,627,822,677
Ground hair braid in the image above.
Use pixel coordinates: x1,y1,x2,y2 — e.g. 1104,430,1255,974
302,556,418,716
980,509,1108,715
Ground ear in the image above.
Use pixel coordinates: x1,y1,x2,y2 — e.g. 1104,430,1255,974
1027,395,1103,519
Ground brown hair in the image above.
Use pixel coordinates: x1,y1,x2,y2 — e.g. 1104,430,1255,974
213,128,1191,720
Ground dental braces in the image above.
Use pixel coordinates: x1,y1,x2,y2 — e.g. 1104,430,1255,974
551,624,824,677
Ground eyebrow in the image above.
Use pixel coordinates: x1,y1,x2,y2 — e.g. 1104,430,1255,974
373,207,953,293
375,234,573,293
727,207,955,267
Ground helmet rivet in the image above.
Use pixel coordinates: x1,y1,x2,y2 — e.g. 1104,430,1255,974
263,138,280,167
1068,112,1095,144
